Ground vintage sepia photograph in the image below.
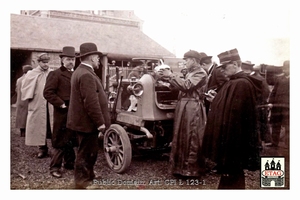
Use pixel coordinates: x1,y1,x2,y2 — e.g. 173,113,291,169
7,0,296,197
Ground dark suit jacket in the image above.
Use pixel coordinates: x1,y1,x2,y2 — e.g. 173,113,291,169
269,75,289,123
43,66,73,147
206,64,228,92
67,64,111,133
204,64,228,114
44,66,72,107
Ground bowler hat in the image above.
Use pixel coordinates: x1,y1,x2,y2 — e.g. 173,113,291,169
242,60,255,67
183,50,201,61
78,42,102,57
22,65,33,73
59,46,76,58
217,48,241,68
37,53,50,62
241,61,255,73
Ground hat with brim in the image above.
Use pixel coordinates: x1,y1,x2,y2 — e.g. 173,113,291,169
241,61,255,72
217,60,232,68
217,48,241,68
242,61,255,67
78,42,103,57
199,52,212,62
59,46,76,58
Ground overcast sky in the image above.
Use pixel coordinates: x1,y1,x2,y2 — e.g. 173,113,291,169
134,1,291,66
7,0,293,66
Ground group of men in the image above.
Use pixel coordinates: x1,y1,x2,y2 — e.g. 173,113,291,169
156,48,289,189
15,43,110,189
14,44,289,189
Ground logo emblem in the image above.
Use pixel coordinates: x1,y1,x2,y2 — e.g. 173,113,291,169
261,157,285,187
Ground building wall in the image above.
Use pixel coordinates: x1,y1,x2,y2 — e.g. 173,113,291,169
21,10,143,29
31,52,61,70
11,50,63,104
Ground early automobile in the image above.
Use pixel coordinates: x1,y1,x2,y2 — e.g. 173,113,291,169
103,58,180,173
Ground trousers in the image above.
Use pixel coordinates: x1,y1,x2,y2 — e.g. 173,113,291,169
50,146,75,172
74,131,99,189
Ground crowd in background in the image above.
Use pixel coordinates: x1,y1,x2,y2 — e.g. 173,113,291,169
14,44,290,189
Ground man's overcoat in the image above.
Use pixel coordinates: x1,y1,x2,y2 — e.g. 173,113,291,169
43,66,74,148
169,66,207,177
269,74,289,124
202,72,262,173
21,66,53,146
67,64,111,133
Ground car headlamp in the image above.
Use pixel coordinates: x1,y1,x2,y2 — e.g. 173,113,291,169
132,83,144,97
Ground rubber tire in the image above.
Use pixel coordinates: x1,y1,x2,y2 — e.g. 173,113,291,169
103,124,132,173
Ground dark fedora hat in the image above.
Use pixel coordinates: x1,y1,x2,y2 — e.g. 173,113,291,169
217,48,241,68
199,52,212,62
78,42,102,57
59,46,76,58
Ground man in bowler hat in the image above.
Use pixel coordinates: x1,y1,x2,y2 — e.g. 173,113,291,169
67,42,111,189
241,60,255,74
44,46,77,178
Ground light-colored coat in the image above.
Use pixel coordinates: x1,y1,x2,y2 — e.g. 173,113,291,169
15,75,29,129
21,66,53,146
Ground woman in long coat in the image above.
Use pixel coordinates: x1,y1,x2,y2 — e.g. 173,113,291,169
159,50,207,177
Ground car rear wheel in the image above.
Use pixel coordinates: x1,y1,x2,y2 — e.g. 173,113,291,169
103,124,132,173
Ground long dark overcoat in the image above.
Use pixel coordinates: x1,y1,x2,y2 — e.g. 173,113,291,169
67,64,111,133
43,66,74,148
169,66,207,177
202,72,262,173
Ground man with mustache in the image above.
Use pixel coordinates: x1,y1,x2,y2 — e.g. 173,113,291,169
44,46,77,178
67,43,111,189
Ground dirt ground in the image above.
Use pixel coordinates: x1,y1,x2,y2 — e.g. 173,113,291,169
10,106,290,190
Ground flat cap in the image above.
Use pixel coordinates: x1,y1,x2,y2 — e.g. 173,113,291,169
37,53,50,62
183,50,201,60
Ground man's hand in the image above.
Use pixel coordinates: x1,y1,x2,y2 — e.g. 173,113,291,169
98,124,106,132
98,124,106,139
205,89,217,102
60,103,67,109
